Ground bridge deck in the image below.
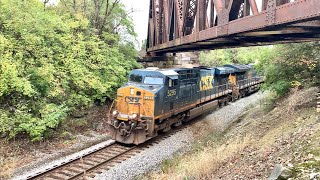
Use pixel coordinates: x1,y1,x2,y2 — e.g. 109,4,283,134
146,0,320,56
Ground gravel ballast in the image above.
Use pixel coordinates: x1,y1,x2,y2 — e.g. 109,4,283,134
11,92,265,180
94,92,265,180
202,92,264,131
13,139,115,180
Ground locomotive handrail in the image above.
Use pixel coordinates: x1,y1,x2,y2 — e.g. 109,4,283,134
200,83,231,103
108,100,115,116
237,77,261,89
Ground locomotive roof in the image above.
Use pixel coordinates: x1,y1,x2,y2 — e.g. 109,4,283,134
194,66,215,70
132,64,252,77
159,70,179,76
215,66,235,75
131,69,179,76
223,64,251,72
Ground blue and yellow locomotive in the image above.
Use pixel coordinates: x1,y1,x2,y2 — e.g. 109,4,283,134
108,64,263,144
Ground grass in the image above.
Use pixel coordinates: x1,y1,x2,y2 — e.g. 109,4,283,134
260,91,278,113
146,135,252,180
143,87,319,180
0,157,17,179
291,160,320,178
0,105,110,179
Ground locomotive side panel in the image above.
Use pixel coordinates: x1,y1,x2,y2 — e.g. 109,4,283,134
199,68,215,102
108,64,263,145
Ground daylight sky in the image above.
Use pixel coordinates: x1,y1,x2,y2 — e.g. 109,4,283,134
122,0,149,45
48,0,149,45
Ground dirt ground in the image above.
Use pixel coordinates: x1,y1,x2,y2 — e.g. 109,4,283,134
145,87,320,179
211,88,319,179
0,105,111,179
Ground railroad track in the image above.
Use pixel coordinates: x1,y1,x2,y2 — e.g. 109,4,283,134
24,107,227,180
24,91,259,180
26,142,137,180
25,128,185,180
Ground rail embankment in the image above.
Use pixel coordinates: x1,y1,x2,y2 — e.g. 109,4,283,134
144,87,319,180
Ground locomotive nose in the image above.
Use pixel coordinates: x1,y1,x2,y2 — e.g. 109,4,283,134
108,85,156,144
124,87,142,117
114,86,154,120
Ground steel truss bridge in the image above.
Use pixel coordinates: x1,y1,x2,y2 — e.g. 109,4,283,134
145,0,320,60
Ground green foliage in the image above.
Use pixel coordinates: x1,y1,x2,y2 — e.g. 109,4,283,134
200,43,319,98
141,39,147,50
56,0,137,39
0,0,139,141
269,80,291,97
199,46,274,67
199,49,235,66
261,42,319,97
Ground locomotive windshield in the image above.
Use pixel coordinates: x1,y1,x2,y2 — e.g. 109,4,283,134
129,74,143,83
143,77,163,85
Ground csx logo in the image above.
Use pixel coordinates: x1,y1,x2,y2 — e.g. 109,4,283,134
125,96,141,103
167,89,176,97
200,76,214,91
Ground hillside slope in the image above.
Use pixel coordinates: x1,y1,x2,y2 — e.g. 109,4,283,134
145,87,319,179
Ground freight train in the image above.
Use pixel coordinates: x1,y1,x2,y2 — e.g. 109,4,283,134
107,64,263,144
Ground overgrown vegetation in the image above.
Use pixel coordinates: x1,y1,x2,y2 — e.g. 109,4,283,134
199,46,274,66
259,43,319,96
0,0,140,141
200,42,320,98
144,87,319,179
158,135,252,179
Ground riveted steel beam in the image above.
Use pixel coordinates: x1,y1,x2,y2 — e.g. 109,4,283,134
146,0,320,56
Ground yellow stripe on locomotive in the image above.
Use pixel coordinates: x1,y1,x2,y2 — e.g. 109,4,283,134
107,65,263,145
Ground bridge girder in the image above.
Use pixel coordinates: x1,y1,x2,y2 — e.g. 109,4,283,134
146,0,320,57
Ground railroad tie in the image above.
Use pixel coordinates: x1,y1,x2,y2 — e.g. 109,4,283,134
47,173,68,180
65,167,82,174
317,92,320,113
57,170,74,177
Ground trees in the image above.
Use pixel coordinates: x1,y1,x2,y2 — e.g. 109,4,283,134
199,43,319,97
199,46,273,66
0,0,140,141
199,49,234,66
57,0,136,38
141,39,147,50
261,42,319,96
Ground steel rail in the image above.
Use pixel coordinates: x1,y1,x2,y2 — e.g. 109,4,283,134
26,142,136,180
24,81,263,180
67,145,136,180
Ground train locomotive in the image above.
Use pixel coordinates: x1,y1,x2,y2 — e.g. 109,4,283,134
107,64,263,144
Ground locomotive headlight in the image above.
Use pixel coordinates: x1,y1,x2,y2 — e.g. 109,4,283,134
130,88,134,95
112,110,118,116
132,113,138,119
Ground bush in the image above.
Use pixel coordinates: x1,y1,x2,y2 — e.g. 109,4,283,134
199,42,319,99
199,46,274,67
260,42,319,97
270,80,291,97
0,0,140,141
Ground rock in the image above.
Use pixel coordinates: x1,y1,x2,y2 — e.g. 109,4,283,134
307,153,314,160
309,173,320,180
60,131,73,140
268,164,292,180
95,122,105,131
